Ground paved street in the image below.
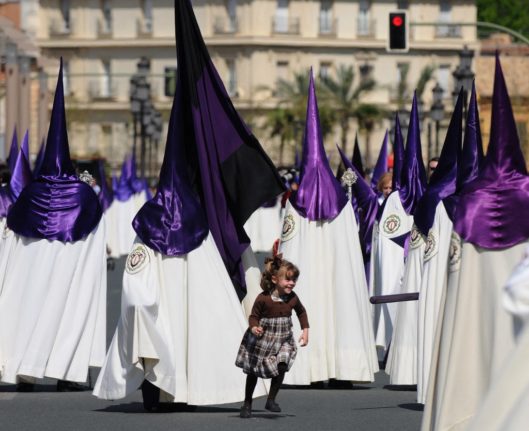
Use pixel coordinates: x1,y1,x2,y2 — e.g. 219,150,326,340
0,256,423,431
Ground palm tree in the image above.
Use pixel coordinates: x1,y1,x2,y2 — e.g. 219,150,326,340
322,64,385,164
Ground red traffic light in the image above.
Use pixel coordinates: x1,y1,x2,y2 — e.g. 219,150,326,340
392,16,403,27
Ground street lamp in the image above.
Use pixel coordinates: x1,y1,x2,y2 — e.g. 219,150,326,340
430,82,444,156
452,45,475,114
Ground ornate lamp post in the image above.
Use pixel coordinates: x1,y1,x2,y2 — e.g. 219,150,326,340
430,82,445,157
452,45,475,118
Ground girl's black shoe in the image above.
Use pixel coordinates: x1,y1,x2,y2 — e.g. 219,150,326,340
141,380,160,412
265,399,281,412
240,402,252,418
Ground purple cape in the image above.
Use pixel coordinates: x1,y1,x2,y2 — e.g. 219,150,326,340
175,0,285,298
7,59,102,242
454,54,529,249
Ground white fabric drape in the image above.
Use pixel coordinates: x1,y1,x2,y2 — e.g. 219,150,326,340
243,201,282,253
279,201,378,384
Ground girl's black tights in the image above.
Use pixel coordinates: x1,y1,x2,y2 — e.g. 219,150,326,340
244,373,258,404
244,362,287,404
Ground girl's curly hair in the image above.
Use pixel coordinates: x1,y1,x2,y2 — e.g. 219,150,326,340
260,253,300,293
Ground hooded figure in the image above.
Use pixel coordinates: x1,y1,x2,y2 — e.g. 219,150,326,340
370,96,427,361
278,71,378,385
421,54,529,431
6,128,18,176
387,92,463,387
93,63,266,409
0,60,106,389
371,130,389,192
129,153,148,211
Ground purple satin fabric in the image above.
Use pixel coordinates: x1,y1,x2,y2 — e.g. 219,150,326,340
7,177,102,242
352,134,365,178
292,71,347,221
133,88,209,256
113,158,134,202
261,196,278,208
414,91,463,236
7,59,103,242
97,160,114,213
443,82,484,222
454,55,529,249
175,0,284,294
399,94,427,215
7,128,18,175
33,140,46,178
337,145,378,279
392,114,405,191
371,130,388,190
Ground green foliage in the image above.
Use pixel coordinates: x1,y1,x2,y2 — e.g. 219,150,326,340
478,0,529,38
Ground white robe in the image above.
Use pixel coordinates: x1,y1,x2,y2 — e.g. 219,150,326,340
110,198,137,257
93,233,266,405
243,201,282,253
466,247,529,431
278,201,378,384
416,203,453,404
385,225,425,385
370,191,413,359
420,239,527,431
0,221,107,383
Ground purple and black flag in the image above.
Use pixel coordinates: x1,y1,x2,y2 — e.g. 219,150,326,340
174,0,285,298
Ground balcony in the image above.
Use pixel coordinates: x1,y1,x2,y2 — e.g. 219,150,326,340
356,17,376,38
49,18,72,37
137,17,153,38
96,18,112,38
88,80,117,101
435,23,462,38
272,16,300,35
319,17,337,36
213,15,238,34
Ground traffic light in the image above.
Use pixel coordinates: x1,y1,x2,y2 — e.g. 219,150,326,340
387,11,408,52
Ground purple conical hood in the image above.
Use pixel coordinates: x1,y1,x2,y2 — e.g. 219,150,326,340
39,58,75,178
292,71,347,221
371,130,389,190
399,93,427,214
337,144,378,276
392,114,405,191
0,132,32,218
21,130,29,163
33,138,45,178
414,90,463,235
443,82,484,220
97,160,114,212
7,128,18,175
7,60,102,242
133,84,209,256
352,133,365,178
454,54,529,249
114,156,134,201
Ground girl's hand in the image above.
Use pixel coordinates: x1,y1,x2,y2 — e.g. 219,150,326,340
251,326,264,337
299,329,309,347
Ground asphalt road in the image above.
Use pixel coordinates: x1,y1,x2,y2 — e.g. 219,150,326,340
0,255,423,431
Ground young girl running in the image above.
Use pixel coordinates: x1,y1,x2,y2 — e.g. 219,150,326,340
236,254,309,418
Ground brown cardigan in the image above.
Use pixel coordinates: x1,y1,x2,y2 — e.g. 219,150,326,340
249,292,309,329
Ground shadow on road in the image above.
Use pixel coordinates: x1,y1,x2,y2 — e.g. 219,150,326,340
383,384,417,392
398,403,424,412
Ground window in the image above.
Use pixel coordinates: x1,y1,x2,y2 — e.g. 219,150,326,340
164,67,178,97
226,59,237,97
437,65,451,95
102,0,112,32
275,0,289,33
227,0,237,32
101,60,111,97
142,0,153,32
397,0,409,9
359,63,373,82
438,0,453,37
319,0,333,34
319,62,332,80
276,61,289,83
60,0,70,30
358,0,371,36
397,62,409,84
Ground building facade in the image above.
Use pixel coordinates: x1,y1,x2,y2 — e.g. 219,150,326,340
23,0,478,171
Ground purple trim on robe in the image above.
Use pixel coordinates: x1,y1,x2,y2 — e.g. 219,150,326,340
292,71,347,221
454,54,529,249
414,91,463,236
